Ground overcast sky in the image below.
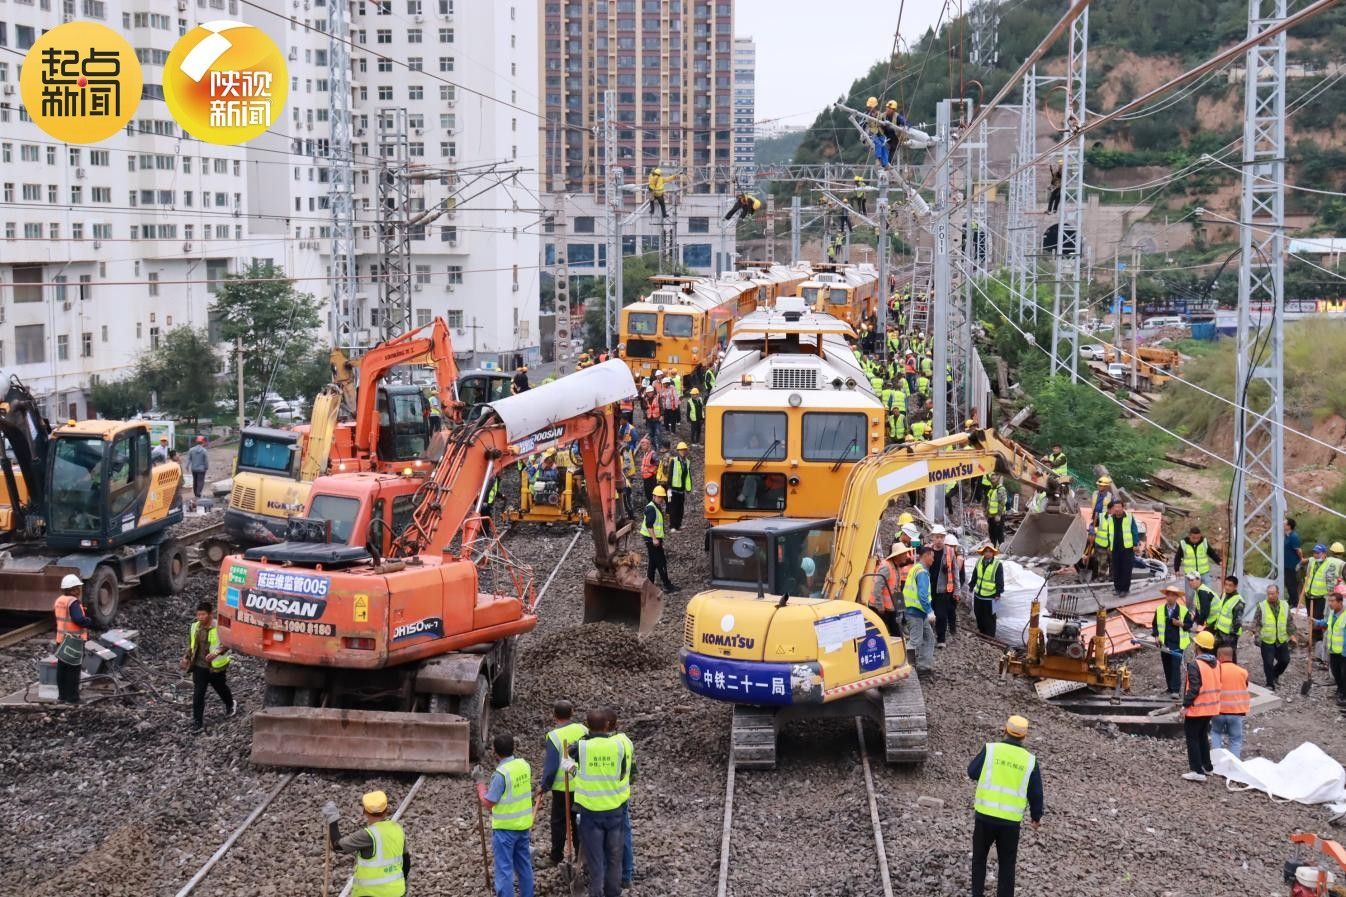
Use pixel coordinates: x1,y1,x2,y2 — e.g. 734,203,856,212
737,0,949,128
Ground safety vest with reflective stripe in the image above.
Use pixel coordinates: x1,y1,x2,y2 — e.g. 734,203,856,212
54,594,89,640
1328,609,1346,656
669,456,693,492
1185,659,1222,718
1307,558,1335,597
910,420,930,441
1211,592,1243,637
1154,603,1192,650
547,722,589,792
902,562,927,613
640,451,659,479
1259,600,1289,645
871,559,897,612
638,502,665,540
687,397,703,422
986,486,1006,516
972,558,1002,599
490,757,534,831
574,736,627,812
613,732,634,803
1045,452,1068,476
1181,539,1212,576
189,621,231,670
1217,662,1250,715
353,820,406,897
1093,513,1135,551
973,742,1036,823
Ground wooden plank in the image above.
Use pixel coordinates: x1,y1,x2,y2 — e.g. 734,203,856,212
1145,474,1193,498
1163,453,1209,470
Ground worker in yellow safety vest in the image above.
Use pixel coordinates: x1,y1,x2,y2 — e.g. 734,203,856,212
1316,590,1346,705
647,168,667,217
1251,584,1294,691
967,715,1044,897
1303,543,1341,647
640,486,676,592
563,708,631,897
1208,574,1246,662
1173,525,1221,590
1042,444,1068,477
324,791,410,897
478,732,535,897
1094,500,1139,597
1151,585,1193,697
984,474,1009,548
539,700,587,865
180,600,235,732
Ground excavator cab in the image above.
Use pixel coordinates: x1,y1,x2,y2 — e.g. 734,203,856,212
375,384,435,462
456,370,514,421
707,516,835,599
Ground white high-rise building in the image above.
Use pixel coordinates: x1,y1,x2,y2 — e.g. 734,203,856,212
732,37,755,171
0,0,538,420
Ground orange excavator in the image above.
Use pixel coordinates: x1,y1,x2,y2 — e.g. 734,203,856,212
216,360,661,773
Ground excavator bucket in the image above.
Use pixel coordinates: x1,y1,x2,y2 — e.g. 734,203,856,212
0,565,77,613
583,552,664,638
1001,511,1090,565
250,707,470,774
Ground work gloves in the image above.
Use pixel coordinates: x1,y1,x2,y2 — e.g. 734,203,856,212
321,801,340,824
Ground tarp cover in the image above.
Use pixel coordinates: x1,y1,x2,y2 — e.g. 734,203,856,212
1213,743,1346,807
963,557,1045,646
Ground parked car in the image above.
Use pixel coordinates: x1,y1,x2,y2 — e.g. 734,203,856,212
1106,362,1128,379
1079,344,1107,360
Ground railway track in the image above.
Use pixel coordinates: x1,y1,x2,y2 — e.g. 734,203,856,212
716,718,896,897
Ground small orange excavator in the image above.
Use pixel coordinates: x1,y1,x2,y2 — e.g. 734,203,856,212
216,360,661,772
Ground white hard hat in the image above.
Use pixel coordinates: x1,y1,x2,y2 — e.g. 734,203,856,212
929,524,948,536
901,523,920,540
61,573,83,589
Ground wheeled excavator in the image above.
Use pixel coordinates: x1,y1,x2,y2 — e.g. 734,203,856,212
216,360,662,773
681,427,1077,769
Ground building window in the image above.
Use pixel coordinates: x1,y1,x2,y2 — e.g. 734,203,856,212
82,332,93,358
79,275,93,300
57,334,70,361
438,56,454,72
446,309,464,329
148,272,159,296
447,265,463,284
574,216,595,234
415,264,431,284
416,309,431,327
688,217,709,234
150,327,161,349
14,324,44,365
12,266,42,303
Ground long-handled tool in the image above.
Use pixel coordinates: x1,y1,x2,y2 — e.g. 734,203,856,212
561,738,581,896
474,782,493,893
322,820,332,897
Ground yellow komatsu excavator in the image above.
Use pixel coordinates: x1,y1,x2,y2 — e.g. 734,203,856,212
681,427,1075,769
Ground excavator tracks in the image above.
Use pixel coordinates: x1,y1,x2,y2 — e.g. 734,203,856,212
881,673,929,764
729,705,779,770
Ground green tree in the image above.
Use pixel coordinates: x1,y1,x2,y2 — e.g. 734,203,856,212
136,327,219,421
1022,374,1168,486
88,376,150,420
272,345,335,413
210,260,323,414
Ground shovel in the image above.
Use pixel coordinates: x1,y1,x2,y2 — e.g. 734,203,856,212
474,783,493,894
1301,632,1317,697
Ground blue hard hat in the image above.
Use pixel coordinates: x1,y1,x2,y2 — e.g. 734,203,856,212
801,557,816,576
1315,543,1328,553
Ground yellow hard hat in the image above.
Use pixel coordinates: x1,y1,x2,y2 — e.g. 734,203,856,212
676,442,689,451
361,791,389,814
690,387,700,395
964,419,977,428
866,96,878,108
854,175,864,183
1333,542,1345,554
652,167,662,175
1005,715,1029,738
1097,476,1112,486
543,448,556,459
652,485,668,498
1194,631,1217,650
897,512,915,526
886,100,898,110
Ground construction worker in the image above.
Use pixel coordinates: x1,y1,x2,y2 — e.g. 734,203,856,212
642,386,663,449
667,443,693,533
685,388,704,444
1210,645,1250,759
1181,630,1222,782
152,436,170,463
1046,160,1062,213
903,545,937,677
927,524,963,647
179,600,235,731
1252,584,1295,691
870,542,907,636
1210,574,1246,662
1189,573,1220,628
1089,476,1114,526
1316,589,1346,704
659,377,680,433
477,733,535,897
723,191,761,220
52,572,90,704
512,365,531,394
1093,499,1139,597
618,442,636,520
967,714,1044,897
909,416,931,442
646,167,667,218
1042,444,1067,477
1151,585,1193,698
864,96,890,167
323,790,410,897
1173,525,1221,591
1283,518,1304,608
985,474,1009,547
609,708,637,888
881,99,906,161
641,486,676,593
538,701,587,866
187,435,210,499
850,175,867,215
970,543,1004,638
564,708,630,897
1304,543,1341,646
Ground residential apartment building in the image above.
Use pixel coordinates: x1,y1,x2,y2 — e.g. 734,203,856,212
540,0,737,196
0,0,538,420
731,36,753,170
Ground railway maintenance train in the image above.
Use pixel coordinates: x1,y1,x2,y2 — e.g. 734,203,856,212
702,297,884,526
618,274,761,382
797,263,880,331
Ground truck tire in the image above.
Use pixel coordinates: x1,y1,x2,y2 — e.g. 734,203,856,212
84,566,121,628
490,637,516,708
145,539,189,595
461,674,491,762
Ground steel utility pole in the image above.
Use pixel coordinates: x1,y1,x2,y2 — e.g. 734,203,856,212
927,99,953,523
790,195,801,263
877,169,890,365
1231,0,1287,586
602,90,622,350
1048,5,1087,381
327,0,355,351
1011,73,1039,322
376,107,412,342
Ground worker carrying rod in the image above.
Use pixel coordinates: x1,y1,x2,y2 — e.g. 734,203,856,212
323,790,411,897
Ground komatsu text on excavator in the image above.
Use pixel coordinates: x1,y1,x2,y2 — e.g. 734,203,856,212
681,428,1076,769
217,360,662,773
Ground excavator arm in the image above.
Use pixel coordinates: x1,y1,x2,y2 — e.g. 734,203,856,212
298,384,343,482
821,428,1067,605
352,317,462,455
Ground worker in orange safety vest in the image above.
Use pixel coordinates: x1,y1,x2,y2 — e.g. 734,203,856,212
1210,645,1249,759
870,542,911,636
1181,630,1222,782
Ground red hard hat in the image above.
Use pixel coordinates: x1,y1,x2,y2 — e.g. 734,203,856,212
196,436,206,443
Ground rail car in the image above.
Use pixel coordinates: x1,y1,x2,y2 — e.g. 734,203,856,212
797,263,880,331
702,297,884,526
731,262,814,310
618,275,761,381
